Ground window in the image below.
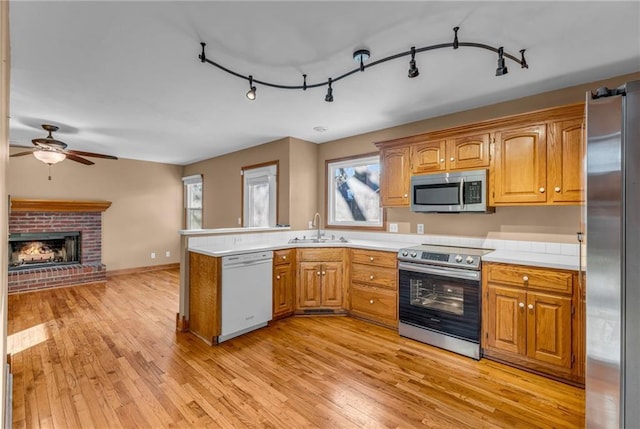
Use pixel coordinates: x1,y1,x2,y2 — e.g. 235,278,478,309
326,153,383,228
183,174,202,229
242,163,277,227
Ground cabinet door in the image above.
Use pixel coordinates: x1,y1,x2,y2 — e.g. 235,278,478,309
189,252,220,342
485,285,527,355
492,125,547,204
321,262,344,307
411,140,446,174
447,133,490,170
548,118,585,203
273,264,293,318
380,146,410,206
526,292,572,369
298,262,322,308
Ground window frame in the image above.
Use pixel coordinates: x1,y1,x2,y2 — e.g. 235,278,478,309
241,161,278,228
182,174,203,230
325,152,384,230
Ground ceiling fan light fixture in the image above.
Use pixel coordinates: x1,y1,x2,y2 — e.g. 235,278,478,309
33,150,66,165
408,46,419,78
496,47,508,76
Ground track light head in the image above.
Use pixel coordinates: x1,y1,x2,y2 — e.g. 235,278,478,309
408,46,419,78
496,47,508,76
246,75,257,100
325,78,334,102
353,49,370,72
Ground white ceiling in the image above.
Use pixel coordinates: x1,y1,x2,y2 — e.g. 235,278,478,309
8,1,640,166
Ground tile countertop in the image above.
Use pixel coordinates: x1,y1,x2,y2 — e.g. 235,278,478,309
188,238,580,271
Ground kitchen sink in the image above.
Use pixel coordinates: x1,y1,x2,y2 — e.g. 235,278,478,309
288,236,348,244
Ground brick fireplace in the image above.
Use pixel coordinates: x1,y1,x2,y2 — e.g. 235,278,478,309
8,198,112,293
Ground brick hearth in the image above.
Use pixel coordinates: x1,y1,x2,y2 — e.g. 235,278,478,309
8,199,111,293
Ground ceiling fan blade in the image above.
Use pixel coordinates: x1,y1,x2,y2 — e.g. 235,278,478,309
66,149,118,160
10,151,34,157
65,153,94,165
9,143,33,149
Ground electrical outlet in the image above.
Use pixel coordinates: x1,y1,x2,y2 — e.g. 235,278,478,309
308,220,313,229
234,236,243,244
417,224,424,234
389,223,398,233
151,252,156,259
238,217,242,225
165,251,171,257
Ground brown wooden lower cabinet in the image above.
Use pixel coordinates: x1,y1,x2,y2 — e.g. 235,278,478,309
348,249,398,328
296,248,346,312
188,251,221,344
482,262,584,385
273,249,295,320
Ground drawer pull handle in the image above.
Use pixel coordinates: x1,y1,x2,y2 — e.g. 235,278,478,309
528,304,534,310
519,302,525,308
276,275,280,280
282,255,287,260
370,257,374,261
370,275,374,280
522,275,529,282
369,299,374,304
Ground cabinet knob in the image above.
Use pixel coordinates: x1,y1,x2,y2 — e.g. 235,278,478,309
403,193,408,198
528,304,534,310
282,255,287,260
370,275,374,280
317,271,321,276
440,158,445,163
276,275,280,280
539,187,545,193
519,302,525,308
522,275,529,282
322,271,326,276
450,157,455,162
369,299,374,304
554,186,561,193
370,257,374,262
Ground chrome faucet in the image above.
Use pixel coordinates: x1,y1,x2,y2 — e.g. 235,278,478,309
313,212,322,240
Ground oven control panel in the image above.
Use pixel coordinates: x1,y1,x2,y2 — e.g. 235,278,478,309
397,245,490,270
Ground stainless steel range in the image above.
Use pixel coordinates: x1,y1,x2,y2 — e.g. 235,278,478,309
397,244,492,359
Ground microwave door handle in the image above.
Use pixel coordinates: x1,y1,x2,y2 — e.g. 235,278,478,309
459,177,465,210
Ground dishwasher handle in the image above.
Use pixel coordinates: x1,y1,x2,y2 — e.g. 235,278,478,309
222,251,274,268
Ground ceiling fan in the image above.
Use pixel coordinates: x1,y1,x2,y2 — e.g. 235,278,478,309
10,124,118,179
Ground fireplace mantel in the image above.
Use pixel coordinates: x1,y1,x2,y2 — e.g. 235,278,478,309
10,198,112,213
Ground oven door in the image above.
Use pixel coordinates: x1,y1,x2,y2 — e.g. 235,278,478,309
398,262,481,342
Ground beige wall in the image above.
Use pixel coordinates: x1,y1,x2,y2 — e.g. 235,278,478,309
183,136,318,230
7,154,183,271
1,0,10,422
316,71,640,238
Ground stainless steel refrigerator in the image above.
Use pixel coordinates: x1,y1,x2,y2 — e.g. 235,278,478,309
586,80,640,428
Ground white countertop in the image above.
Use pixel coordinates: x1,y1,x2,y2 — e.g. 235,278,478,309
188,238,579,271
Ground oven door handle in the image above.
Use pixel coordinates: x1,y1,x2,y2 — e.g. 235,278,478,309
399,262,480,281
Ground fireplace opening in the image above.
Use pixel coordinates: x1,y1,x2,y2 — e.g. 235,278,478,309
8,231,81,271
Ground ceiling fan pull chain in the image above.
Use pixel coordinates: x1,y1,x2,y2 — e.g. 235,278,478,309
48,164,52,181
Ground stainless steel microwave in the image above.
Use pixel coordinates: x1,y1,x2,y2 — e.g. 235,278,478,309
410,169,494,213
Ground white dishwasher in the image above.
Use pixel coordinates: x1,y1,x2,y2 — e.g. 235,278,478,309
219,250,273,343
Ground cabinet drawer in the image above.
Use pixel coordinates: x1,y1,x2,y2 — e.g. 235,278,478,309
274,249,294,266
486,264,573,294
350,284,397,325
350,249,397,268
351,263,397,290
298,248,344,262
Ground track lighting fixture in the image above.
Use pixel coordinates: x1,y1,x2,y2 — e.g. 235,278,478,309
408,46,419,78
246,75,257,100
496,47,508,76
325,78,334,102
198,26,528,102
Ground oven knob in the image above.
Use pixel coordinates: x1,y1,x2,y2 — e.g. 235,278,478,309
466,256,474,264
455,255,463,263
410,252,417,258
401,251,408,257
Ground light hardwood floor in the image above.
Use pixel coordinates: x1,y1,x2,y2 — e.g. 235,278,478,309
7,268,585,428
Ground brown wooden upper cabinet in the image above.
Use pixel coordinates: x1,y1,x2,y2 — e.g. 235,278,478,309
411,133,490,174
380,146,410,207
491,118,584,205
